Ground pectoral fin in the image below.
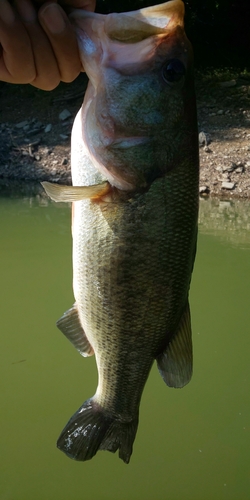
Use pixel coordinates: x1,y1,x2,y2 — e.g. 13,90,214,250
41,181,110,202
57,304,94,357
157,302,192,388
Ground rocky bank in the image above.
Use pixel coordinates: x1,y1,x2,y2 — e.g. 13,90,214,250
0,70,250,198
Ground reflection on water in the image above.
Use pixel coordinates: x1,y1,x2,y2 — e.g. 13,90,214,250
199,197,250,248
0,178,45,199
1,183,250,500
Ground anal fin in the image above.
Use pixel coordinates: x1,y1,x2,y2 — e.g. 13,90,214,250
157,302,192,388
57,304,94,357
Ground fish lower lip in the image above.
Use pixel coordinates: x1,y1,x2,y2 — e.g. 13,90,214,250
110,137,149,149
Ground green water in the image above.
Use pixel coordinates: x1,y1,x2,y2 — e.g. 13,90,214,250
1,188,250,500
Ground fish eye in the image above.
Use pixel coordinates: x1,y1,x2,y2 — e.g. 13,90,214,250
162,59,186,84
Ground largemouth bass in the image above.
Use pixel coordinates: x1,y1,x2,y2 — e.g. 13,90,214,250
42,0,199,464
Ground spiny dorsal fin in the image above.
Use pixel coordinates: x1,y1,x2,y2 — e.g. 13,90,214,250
157,302,192,388
41,181,110,203
57,304,94,357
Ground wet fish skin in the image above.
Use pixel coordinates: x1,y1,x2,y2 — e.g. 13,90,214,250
43,0,199,464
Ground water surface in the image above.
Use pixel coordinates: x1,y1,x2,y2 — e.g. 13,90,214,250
1,187,250,500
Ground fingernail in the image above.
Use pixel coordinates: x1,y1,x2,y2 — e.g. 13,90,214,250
40,4,66,34
0,0,15,25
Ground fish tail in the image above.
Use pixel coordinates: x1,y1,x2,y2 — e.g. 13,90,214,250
57,398,138,464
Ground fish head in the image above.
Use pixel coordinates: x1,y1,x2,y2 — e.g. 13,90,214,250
70,0,197,191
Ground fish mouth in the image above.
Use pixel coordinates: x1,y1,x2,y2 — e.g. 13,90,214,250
109,137,149,149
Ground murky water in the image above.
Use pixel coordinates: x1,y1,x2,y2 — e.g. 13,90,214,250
1,185,250,500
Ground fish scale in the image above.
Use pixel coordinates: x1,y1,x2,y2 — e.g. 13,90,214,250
72,164,197,411
42,0,199,463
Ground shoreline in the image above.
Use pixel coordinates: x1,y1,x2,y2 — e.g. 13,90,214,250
0,71,249,199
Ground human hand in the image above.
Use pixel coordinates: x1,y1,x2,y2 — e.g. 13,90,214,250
0,0,96,90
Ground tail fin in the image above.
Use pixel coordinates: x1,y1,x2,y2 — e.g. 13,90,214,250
57,398,138,464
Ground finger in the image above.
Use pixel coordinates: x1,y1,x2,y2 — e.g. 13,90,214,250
14,0,61,90
33,0,95,12
60,0,96,10
15,0,95,10
0,0,36,83
38,2,82,83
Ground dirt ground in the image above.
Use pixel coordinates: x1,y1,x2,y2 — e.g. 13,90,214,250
0,69,250,198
